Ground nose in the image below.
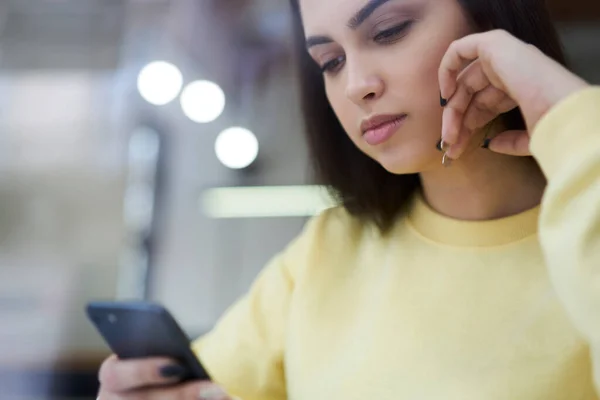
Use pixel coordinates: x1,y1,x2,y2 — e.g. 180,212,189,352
345,60,385,105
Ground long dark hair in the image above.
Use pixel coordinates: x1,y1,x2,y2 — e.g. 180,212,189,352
290,0,568,233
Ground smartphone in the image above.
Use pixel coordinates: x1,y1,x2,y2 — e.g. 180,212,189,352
86,301,211,382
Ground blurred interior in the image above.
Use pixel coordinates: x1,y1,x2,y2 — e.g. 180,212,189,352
0,0,598,399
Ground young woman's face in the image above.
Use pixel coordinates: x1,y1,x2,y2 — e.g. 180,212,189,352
300,0,474,174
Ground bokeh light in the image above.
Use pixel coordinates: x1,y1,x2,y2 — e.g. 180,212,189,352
137,61,183,106
214,127,259,169
180,80,226,123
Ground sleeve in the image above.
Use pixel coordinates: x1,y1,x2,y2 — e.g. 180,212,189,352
529,86,600,388
190,212,327,400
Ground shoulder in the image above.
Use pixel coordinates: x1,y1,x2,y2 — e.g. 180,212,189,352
279,206,379,276
297,206,372,247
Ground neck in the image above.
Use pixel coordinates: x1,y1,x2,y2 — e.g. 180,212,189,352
419,149,546,221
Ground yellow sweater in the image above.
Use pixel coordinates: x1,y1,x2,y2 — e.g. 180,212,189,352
192,87,600,400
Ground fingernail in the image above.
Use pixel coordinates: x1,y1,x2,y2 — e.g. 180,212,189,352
440,93,448,107
159,364,186,379
481,138,491,149
198,386,226,400
436,139,449,152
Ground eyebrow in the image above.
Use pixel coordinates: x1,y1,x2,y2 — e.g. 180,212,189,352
306,35,334,49
348,0,393,30
305,0,393,49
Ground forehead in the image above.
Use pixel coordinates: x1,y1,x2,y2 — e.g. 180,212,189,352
299,0,366,35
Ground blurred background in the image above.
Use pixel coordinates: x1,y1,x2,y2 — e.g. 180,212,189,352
0,0,598,398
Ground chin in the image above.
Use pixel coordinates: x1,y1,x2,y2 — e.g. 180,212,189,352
376,156,428,175
372,147,436,175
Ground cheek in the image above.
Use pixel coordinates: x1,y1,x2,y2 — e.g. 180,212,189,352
399,33,460,119
388,50,444,124
325,84,360,139
401,11,472,102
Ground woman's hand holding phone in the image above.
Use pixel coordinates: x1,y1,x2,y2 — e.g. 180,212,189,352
97,355,232,400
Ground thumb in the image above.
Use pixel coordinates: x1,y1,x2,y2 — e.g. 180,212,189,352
486,129,531,156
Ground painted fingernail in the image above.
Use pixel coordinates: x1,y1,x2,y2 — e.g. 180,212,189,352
198,386,226,400
481,138,491,149
159,364,186,379
440,93,448,107
436,139,450,152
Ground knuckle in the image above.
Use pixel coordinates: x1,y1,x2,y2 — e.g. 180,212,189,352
472,97,489,112
493,29,509,38
487,29,510,46
448,40,459,53
468,115,483,131
464,118,477,131
449,103,466,117
96,389,113,400
464,85,476,97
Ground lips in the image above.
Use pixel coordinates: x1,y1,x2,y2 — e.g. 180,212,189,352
361,114,407,146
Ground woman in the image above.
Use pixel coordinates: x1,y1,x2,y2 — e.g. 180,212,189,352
97,0,599,399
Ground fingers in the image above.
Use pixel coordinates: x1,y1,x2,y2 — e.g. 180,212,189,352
439,29,588,159
441,59,491,146
99,355,184,392
462,87,516,131
445,125,476,160
441,107,462,147
97,381,230,400
453,60,491,115
438,32,490,102
440,39,521,158
485,130,531,156
448,86,519,158
439,30,518,101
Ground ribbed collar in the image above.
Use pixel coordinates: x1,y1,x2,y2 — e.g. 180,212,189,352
405,194,540,247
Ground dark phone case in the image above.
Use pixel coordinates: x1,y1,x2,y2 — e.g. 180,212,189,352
86,301,211,382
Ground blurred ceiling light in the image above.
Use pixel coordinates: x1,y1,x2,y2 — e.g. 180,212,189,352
180,80,226,123
201,185,336,218
137,61,183,106
214,127,259,169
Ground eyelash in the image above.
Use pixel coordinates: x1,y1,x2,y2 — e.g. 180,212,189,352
319,20,415,75
320,56,345,74
373,20,414,43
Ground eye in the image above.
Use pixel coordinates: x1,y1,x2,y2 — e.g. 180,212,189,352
320,55,346,74
373,20,414,43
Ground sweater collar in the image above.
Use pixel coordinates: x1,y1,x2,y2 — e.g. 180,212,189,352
405,193,540,247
